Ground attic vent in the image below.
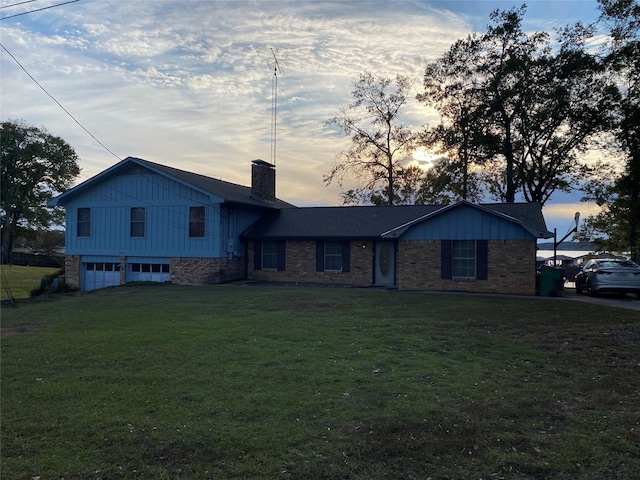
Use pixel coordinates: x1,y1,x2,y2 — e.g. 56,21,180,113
251,159,275,201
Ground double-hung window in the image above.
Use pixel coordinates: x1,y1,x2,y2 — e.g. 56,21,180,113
316,240,351,273
452,240,476,278
130,207,145,237
253,240,285,271
324,241,343,271
189,206,205,237
441,240,488,280
77,208,90,237
261,241,279,270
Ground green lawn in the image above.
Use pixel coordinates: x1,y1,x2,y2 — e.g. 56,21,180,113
0,265,61,300
2,284,639,479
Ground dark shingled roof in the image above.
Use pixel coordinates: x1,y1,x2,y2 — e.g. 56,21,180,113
241,202,552,239
130,157,294,209
49,156,294,209
49,158,551,240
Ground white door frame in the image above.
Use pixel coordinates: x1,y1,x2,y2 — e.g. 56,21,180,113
374,241,395,286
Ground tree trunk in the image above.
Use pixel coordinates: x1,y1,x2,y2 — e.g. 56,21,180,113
504,129,516,203
1,204,12,264
461,110,469,200
629,163,640,264
387,159,394,206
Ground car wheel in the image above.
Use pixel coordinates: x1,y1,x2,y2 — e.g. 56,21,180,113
576,282,582,294
586,281,596,297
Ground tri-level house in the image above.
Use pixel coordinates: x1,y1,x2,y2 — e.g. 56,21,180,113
49,156,553,294
48,157,292,291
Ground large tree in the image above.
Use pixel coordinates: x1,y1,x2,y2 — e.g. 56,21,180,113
417,35,497,202
418,5,615,205
577,0,640,263
1,120,80,263
415,155,484,205
324,72,418,205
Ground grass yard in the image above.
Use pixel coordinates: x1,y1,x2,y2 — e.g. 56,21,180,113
1,284,639,479
1,265,61,300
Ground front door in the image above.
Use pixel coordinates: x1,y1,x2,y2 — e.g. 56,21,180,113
375,241,395,286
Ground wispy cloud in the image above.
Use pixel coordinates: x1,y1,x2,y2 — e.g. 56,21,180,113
1,0,602,211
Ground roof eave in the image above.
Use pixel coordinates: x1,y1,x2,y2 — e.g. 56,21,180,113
380,201,467,238
381,200,553,239
48,156,237,206
47,157,132,206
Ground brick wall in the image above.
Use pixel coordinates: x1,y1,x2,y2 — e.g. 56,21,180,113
119,256,127,285
397,239,537,295
248,240,374,286
65,255,81,289
170,256,245,284
64,238,537,294
486,239,537,295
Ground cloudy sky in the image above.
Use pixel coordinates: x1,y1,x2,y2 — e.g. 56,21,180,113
1,0,605,236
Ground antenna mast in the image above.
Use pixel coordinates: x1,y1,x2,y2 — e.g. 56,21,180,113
270,48,283,166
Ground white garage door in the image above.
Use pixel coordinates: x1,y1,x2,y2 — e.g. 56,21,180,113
128,263,170,283
83,262,121,291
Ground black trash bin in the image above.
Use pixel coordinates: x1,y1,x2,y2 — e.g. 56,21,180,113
538,266,564,297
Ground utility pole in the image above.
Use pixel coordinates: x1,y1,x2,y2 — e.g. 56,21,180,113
554,212,580,266
270,48,283,166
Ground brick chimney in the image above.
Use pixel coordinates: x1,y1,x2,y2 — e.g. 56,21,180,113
251,159,276,201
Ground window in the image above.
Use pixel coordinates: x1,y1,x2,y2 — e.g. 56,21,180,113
441,240,488,280
189,206,205,237
85,262,120,272
130,263,169,273
316,240,351,273
128,263,170,283
253,240,285,271
262,241,279,270
130,207,145,237
453,240,476,278
324,241,343,271
77,208,90,237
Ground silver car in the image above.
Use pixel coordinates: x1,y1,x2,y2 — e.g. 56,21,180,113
575,258,640,297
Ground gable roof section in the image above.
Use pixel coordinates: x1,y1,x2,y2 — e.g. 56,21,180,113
242,201,552,240
48,156,294,209
381,201,552,239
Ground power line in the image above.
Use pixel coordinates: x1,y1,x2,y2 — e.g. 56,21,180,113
0,0,38,10
0,42,122,161
0,43,240,230
0,2,247,239
0,0,80,21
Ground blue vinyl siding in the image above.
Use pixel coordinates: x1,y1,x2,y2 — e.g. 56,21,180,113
401,204,532,240
63,169,261,258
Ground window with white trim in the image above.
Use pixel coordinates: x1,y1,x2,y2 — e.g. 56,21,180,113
452,240,477,278
130,207,145,237
189,206,205,237
324,241,343,271
77,208,90,237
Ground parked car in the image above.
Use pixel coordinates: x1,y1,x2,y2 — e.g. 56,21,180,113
575,258,640,297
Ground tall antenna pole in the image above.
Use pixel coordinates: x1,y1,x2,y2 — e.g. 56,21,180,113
271,48,282,166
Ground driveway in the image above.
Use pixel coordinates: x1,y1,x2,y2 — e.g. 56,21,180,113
559,282,640,312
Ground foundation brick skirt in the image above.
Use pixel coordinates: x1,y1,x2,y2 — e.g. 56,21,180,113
170,256,245,284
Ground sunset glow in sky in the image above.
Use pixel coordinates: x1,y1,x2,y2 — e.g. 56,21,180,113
1,0,606,235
